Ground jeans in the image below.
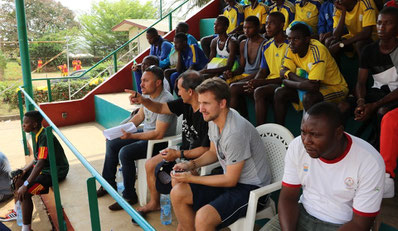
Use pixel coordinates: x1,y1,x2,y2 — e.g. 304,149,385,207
102,137,167,200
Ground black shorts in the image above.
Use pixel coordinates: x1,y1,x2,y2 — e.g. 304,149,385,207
189,183,268,229
22,170,52,195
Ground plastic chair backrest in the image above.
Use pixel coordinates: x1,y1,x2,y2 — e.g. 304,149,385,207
256,123,294,183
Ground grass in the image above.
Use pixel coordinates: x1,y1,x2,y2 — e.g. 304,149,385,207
3,61,23,81
0,100,19,117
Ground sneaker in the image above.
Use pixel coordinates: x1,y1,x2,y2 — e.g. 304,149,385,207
108,196,138,211
96,186,108,198
0,210,17,222
384,173,395,198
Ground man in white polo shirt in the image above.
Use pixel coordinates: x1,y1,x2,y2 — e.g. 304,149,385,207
262,102,385,231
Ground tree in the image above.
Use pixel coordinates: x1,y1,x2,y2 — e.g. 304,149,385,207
79,0,157,57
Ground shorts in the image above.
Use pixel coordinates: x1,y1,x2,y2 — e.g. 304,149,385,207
226,73,250,85
22,169,52,195
190,183,268,228
292,85,348,111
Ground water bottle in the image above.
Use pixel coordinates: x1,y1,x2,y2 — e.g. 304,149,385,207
116,167,124,196
160,194,172,225
16,200,23,226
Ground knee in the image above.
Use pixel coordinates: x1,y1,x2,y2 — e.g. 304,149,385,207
145,156,159,173
302,92,323,110
230,84,242,96
195,210,210,228
254,87,266,102
118,147,130,163
274,87,287,102
170,183,188,203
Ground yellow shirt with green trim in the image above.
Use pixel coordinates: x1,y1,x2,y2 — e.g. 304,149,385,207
333,0,378,40
260,38,289,79
269,1,295,30
294,0,322,34
244,2,269,25
223,3,245,34
282,39,348,88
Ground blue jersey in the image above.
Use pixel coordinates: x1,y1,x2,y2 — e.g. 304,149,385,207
149,37,173,68
317,0,334,34
181,44,208,71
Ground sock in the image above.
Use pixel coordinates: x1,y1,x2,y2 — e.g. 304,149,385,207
22,224,31,231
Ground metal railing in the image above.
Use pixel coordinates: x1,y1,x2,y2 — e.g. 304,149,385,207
18,86,155,231
31,0,189,103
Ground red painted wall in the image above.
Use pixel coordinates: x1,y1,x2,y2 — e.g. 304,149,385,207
40,0,221,127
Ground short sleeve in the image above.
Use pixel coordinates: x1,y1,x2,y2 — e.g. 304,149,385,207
361,0,377,28
260,45,269,70
282,49,297,71
307,46,326,81
237,6,244,26
261,5,268,24
167,98,184,116
282,139,302,187
352,157,384,216
333,9,341,29
225,133,251,165
37,136,49,160
359,44,372,69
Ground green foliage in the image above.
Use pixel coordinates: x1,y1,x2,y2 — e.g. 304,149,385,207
79,0,157,56
0,50,7,71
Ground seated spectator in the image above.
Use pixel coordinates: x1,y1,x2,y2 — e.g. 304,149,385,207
132,55,170,93
269,0,295,30
200,16,239,78
170,78,271,230
354,7,398,148
293,0,321,35
327,0,378,57
244,0,269,34
231,12,287,124
0,152,12,203
317,0,334,44
261,102,385,231
380,107,398,198
96,66,177,211
1,111,69,230
168,33,208,93
224,16,267,84
146,28,173,69
275,23,348,125
126,71,210,217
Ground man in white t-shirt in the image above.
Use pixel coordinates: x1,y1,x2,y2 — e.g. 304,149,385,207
262,102,385,231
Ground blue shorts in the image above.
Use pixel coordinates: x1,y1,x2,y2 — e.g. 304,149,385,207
190,183,268,228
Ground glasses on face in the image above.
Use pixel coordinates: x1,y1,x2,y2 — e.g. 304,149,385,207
216,140,225,160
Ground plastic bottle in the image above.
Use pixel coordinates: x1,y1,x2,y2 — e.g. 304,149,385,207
116,167,124,196
160,194,172,225
16,200,23,226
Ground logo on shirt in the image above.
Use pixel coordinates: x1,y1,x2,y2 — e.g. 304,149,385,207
306,11,312,18
344,177,355,188
308,63,313,70
303,163,309,172
359,14,363,21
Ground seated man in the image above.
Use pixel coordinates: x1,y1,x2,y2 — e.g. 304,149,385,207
97,66,177,211
317,0,335,44
244,0,269,34
224,16,267,85
269,0,295,31
200,16,239,79
354,7,398,147
328,0,378,57
169,33,208,92
293,0,321,35
132,55,170,93
380,107,398,198
0,152,12,203
275,23,348,125
262,102,385,231
146,28,173,69
126,71,210,216
5,111,69,231
170,78,271,230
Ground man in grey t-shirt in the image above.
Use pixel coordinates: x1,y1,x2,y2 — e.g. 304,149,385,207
0,152,12,202
171,77,271,230
98,66,176,211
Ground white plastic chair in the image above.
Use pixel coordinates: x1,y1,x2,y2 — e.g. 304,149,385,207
136,115,183,206
228,123,294,231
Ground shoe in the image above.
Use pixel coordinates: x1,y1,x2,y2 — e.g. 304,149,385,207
131,211,147,225
96,186,108,198
384,173,395,198
0,209,17,222
108,197,138,211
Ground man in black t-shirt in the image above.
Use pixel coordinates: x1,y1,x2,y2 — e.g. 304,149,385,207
125,70,210,215
354,7,398,147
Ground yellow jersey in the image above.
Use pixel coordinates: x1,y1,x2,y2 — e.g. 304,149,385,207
223,3,245,34
282,39,348,88
333,0,378,40
269,1,295,30
294,0,322,34
244,2,269,25
261,38,289,79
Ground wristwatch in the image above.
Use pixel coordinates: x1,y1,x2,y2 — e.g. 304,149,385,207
23,180,29,187
180,150,185,159
339,42,345,48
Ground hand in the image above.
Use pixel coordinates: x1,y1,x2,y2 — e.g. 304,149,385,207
243,82,254,94
354,103,375,121
223,70,233,80
160,148,179,162
120,129,132,139
171,171,192,183
329,42,341,55
17,185,28,202
131,63,140,72
334,0,346,11
173,162,191,172
125,89,143,105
